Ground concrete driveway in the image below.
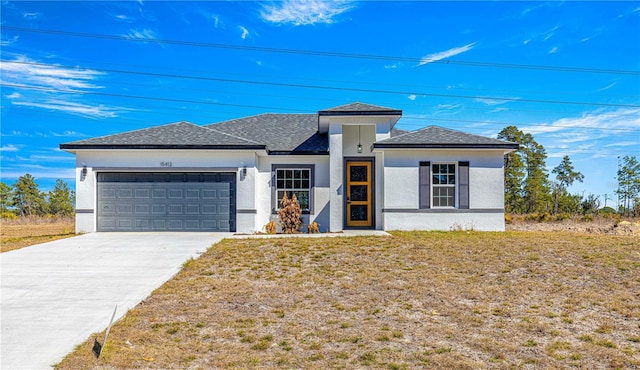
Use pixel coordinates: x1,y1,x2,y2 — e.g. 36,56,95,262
1,232,229,369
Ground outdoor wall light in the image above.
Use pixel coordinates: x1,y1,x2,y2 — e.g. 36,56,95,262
242,166,247,176
357,126,363,153
81,164,87,180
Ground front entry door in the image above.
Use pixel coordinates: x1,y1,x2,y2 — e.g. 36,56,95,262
346,161,372,228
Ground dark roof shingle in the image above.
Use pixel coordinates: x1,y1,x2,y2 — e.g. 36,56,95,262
206,113,328,154
319,102,402,116
374,126,519,149
60,121,264,150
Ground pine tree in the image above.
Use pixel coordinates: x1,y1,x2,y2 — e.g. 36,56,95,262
551,155,584,214
616,156,640,215
0,181,13,214
13,174,48,216
48,179,75,217
498,126,526,213
498,126,550,214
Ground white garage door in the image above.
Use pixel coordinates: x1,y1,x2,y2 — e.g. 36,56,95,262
97,172,235,232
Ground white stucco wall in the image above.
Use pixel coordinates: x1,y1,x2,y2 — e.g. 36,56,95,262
73,149,257,233
381,149,506,231
255,155,330,233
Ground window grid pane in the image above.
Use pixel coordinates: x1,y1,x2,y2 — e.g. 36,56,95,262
275,168,311,211
432,163,456,207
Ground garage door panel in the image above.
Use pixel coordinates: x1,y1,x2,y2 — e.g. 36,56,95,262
152,189,167,198
135,219,150,230
185,189,200,199
185,204,200,214
135,188,150,199
118,188,133,198
97,172,235,232
117,204,133,215
135,204,150,214
117,219,133,229
152,204,166,214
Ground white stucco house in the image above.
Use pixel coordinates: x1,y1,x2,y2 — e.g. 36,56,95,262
60,102,518,233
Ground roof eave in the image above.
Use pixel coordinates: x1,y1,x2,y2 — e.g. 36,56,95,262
372,143,520,150
268,150,330,156
318,110,403,117
59,144,268,150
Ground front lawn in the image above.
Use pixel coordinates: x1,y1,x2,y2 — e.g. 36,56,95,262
57,231,639,369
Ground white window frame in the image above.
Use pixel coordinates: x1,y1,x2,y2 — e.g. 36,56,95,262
431,162,458,208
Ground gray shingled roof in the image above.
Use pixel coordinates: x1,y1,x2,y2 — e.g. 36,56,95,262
60,103,516,153
374,126,519,149
60,121,264,150
319,102,402,115
206,113,328,154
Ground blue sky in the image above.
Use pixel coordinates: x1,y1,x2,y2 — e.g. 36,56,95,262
1,1,639,208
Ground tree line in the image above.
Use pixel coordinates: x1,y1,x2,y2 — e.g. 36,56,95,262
498,126,640,217
0,174,75,218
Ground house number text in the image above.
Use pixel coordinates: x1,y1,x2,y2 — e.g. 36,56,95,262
160,161,173,167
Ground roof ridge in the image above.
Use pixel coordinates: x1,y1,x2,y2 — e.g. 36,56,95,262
207,112,316,126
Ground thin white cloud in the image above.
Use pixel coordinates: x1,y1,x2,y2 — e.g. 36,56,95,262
23,12,41,20
1,57,103,90
0,166,75,180
208,13,222,28
408,94,416,101
475,97,519,106
548,47,559,54
114,14,134,22
1,56,124,119
418,43,476,66
50,130,86,137
597,82,617,92
433,103,463,116
604,141,639,148
239,26,250,40
261,0,355,26
1,144,20,152
525,108,640,136
124,28,159,41
12,100,118,119
1,35,19,47
384,64,397,69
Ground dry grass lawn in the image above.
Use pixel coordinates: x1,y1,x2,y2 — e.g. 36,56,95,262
1,217,75,253
58,232,639,369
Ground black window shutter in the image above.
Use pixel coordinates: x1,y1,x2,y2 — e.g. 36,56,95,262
458,161,469,209
419,161,430,209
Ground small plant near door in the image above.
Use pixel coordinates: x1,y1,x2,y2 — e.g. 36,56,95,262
265,220,277,234
308,221,320,234
279,192,302,234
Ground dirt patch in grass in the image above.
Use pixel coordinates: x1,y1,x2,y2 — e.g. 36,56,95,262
507,215,639,235
57,232,640,369
1,217,75,253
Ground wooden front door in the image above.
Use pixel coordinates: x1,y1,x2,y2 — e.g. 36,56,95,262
346,161,372,228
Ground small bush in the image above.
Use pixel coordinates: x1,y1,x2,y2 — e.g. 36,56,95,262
1,211,17,220
278,192,302,234
308,221,320,233
265,220,276,234
580,214,594,222
504,214,513,224
554,213,572,221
